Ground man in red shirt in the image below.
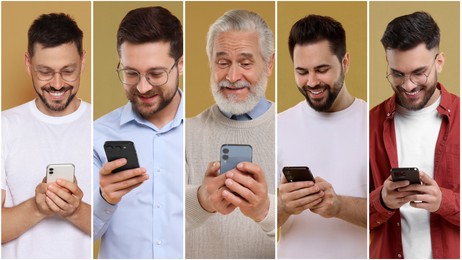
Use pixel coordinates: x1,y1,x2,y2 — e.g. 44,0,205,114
370,12,459,259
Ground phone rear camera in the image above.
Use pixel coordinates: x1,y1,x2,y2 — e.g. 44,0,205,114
223,155,229,160
49,168,54,171
123,146,127,149
223,148,229,154
115,146,122,150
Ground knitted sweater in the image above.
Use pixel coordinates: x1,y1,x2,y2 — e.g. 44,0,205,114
185,103,275,259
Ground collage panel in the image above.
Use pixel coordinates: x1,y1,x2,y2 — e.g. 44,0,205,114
1,1,92,258
277,1,368,259
185,1,276,259
369,1,460,259
93,1,184,259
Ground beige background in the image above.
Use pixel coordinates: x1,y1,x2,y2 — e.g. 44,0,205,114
185,1,275,118
370,1,460,108
1,1,91,111
277,1,367,113
93,1,183,120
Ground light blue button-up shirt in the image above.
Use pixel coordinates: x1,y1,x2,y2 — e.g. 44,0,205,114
93,91,183,259
220,97,272,120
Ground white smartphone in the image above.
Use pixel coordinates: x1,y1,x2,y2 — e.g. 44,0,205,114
46,163,75,183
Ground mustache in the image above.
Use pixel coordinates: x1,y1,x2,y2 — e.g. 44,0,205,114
44,86,73,92
219,79,252,89
301,83,327,92
129,88,158,97
397,85,422,93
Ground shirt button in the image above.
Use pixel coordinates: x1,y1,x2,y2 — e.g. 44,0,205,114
157,168,161,173
377,221,380,224
398,253,402,258
157,204,161,208
105,210,111,214
396,222,400,227
448,109,451,113
157,240,162,245
387,112,391,117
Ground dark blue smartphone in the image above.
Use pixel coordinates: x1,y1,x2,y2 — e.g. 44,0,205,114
220,144,252,174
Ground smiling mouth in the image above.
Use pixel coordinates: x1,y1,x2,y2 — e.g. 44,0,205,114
404,89,420,96
47,89,68,98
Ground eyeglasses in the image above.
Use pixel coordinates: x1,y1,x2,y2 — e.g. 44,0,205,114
386,54,438,86
116,60,178,87
34,68,80,82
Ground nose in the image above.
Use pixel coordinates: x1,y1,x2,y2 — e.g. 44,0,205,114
136,75,153,94
50,72,64,89
305,72,319,87
400,76,417,91
225,63,242,83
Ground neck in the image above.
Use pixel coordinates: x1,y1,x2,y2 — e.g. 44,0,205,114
145,90,181,128
328,84,355,112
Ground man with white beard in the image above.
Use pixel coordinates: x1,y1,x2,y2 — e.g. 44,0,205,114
185,9,275,259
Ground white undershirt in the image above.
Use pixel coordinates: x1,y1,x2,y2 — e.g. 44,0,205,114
394,96,442,259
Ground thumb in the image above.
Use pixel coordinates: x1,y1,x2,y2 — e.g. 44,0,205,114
419,171,433,185
205,161,220,177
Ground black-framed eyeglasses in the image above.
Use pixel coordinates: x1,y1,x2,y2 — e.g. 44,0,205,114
386,54,439,86
34,69,80,82
116,60,178,87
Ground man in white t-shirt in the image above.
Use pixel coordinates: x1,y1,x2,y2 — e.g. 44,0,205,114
277,14,367,258
1,13,91,258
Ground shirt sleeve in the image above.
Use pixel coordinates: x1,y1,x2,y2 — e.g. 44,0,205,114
93,150,118,240
369,184,396,230
434,187,460,226
256,193,275,238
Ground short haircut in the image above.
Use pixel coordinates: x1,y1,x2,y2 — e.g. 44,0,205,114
381,11,440,51
28,13,83,57
117,6,183,61
206,9,274,65
288,14,346,63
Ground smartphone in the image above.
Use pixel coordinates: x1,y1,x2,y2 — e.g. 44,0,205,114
46,163,75,183
390,167,421,184
282,166,315,183
104,141,140,173
220,144,252,174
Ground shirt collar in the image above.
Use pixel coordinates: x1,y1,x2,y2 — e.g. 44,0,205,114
119,89,184,132
220,97,271,121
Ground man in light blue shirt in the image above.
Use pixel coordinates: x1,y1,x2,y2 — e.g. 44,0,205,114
93,6,184,258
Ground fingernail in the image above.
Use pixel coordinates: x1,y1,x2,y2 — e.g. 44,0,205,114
225,179,233,186
212,161,217,167
57,179,62,184
237,163,243,168
226,172,234,178
223,190,229,197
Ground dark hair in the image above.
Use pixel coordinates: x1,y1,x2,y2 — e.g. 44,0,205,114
288,14,346,63
117,6,183,61
28,13,83,57
381,11,440,51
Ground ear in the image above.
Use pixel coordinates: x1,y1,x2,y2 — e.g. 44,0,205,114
80,50,87,74
265,53,275,76
435,52,445,73
25,52,32,77
342,52,350,74
176,55,184,76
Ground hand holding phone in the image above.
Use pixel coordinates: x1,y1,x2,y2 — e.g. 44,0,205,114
104,141,140,173
282,166,315,183
220,144,252,174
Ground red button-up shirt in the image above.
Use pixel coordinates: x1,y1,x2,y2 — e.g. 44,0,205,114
370,83,460,259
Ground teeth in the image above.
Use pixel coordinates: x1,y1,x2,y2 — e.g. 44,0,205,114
49,91,65,97
405,90,419,96
309,89,324,95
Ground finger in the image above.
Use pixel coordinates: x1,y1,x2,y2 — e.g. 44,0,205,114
287,190,324,209
222,189,246,207
47,185,75,203
398,183,427,193
224,178,256,203
235,162,265,182
279,181,315,193
283,185,321,201
55,179,80,196
100,158,128,175
206,161,221,177
108,174,149,192
102,168,148,186
387,179,411,190
45,196,62,212
419,171,436,186
46,189,69,209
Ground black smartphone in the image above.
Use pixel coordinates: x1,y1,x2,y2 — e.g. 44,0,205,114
282,166,315,183
220,144,252,174
104,141,140,173
390,167,421,184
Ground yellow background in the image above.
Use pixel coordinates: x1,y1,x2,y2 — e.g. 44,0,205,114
277,1,367,113
370,1,460,108
1,1,91,111
185,1,275,118
93,1,183,120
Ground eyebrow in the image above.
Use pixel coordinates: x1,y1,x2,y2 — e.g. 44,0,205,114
122,65,168,71
295,64,331,71
390,65,428,74
215,52,255,60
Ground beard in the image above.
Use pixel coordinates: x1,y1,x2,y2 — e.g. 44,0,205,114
211,73,267,115
393,75,438,111
34,83,76,112
126,71,179,119
299,69,345,112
